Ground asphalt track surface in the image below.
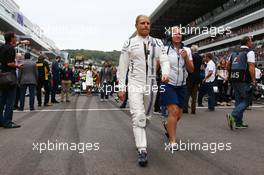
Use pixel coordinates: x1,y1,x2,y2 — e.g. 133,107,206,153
0,95,263,175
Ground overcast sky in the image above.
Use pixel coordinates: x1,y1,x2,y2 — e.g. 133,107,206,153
15,0,162,51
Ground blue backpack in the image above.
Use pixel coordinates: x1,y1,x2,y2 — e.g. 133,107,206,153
229,48,251,82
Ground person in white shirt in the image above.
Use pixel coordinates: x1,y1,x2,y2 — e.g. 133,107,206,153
227,36,256,130
160,26,194,149
85,66,93,96
201,53,216,111
255,66,262,83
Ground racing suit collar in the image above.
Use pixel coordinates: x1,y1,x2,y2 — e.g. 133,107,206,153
136,35,150,44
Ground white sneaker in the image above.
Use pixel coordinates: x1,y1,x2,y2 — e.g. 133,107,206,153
169,143,179,153
220,102,226,106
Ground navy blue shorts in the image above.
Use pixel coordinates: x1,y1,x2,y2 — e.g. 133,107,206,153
160,84,187,108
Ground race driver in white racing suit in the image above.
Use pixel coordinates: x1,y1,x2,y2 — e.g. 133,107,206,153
118,15,170,167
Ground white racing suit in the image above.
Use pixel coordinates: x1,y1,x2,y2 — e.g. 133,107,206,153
118,35,170,151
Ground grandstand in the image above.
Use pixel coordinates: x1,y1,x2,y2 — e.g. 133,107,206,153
148,0,264,65
0,0,65,60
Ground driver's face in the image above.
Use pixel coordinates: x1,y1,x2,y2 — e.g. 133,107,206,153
136,16,150,37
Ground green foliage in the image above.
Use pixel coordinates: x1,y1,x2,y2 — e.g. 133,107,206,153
63,49,120,65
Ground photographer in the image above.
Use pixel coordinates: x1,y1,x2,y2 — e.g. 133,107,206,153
227,36,256,130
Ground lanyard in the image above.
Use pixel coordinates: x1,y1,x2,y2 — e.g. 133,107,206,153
144,42,150,78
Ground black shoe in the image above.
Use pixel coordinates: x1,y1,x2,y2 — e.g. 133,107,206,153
66,100,70,103
191,111,196,114
17,107,24,111
154,109,161,113
3,122,21,129
198,104,204,107
183,110,188,114
235,123,248,129
44,103,53,107
30,108,35,111
51,100,60,103
138,150,148,167
120,104,126,108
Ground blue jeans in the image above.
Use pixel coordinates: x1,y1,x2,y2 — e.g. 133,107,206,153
51,79,59,102
20,84,36,110
231,82,252,125
0,85,17,124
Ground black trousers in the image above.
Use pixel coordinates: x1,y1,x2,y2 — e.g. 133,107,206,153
184,80,199,112
51,80,59,102
217,80,228,103
14,86,20,108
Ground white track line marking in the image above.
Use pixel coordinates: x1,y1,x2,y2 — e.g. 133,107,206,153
196,106,264,109
13,105,264,113
14,108,130,112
